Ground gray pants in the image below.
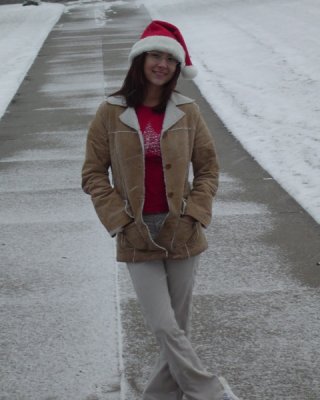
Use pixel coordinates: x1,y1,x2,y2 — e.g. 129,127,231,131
127,214,223,400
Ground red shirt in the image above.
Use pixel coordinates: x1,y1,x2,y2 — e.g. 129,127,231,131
135,105,169,214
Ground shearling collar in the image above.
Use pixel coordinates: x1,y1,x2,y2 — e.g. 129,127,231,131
106,92,194,132
106,91,194,107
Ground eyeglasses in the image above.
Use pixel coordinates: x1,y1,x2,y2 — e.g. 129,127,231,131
146,51,180,67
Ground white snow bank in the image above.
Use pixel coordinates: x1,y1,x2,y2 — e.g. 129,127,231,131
0,3,64,119
143,0,320,224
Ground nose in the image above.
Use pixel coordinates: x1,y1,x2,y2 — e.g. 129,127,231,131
158,57,169,67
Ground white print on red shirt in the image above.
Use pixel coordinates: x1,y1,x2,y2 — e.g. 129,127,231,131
143,121,161,157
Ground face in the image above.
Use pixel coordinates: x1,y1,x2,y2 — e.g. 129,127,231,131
144,51,179,88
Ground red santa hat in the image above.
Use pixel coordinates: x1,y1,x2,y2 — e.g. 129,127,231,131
129,20,197,79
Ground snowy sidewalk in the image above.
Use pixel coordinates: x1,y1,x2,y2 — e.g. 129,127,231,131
106,4,320,400
1,1,320,400
0,2,123,399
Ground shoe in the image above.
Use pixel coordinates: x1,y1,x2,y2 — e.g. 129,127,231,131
219,376,241,400
22,0,40,5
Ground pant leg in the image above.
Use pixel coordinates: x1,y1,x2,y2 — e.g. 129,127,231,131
127,259,223,400
139,213,183,399
143,256,199,400
166,256,199,337
127,260,182,400
139,255,197,400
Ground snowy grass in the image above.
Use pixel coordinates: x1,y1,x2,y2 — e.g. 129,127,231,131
143,0,320,224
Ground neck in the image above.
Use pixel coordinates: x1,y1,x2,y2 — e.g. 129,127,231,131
143,85,163,107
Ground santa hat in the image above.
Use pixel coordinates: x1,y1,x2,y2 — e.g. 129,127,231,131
129,20,197,79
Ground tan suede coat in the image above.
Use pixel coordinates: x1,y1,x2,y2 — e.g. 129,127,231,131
82,92,219,262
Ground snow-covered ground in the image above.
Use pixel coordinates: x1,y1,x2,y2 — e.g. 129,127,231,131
0,0,319,224
142,0,320,224
0,2,64,119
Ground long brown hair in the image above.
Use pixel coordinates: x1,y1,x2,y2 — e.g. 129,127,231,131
111,53,181,113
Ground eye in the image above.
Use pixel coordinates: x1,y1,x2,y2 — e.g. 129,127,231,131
150,52,162,59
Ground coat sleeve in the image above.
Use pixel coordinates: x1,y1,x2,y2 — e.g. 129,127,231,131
81,102,133,236
184,106,219,227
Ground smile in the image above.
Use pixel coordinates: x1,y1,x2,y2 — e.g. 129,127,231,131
152,70,167,77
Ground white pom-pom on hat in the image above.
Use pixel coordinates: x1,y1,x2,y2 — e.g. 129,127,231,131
129,20,197,79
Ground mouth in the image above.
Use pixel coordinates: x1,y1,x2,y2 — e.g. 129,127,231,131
152,70,167,78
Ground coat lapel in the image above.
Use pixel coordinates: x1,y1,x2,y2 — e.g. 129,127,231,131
119,107,140,132
162,98,186,133
107,96,141,132
107,92,194,133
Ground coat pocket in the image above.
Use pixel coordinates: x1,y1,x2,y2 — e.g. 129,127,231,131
171,216,199,249
121,221,148,250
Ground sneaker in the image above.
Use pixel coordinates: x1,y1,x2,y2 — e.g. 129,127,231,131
22,0,40,5
219,376,241,400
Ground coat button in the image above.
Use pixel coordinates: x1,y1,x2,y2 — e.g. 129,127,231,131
167,192,174,198
165,163,171,169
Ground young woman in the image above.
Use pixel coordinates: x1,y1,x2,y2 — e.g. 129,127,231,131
82,20,241,400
